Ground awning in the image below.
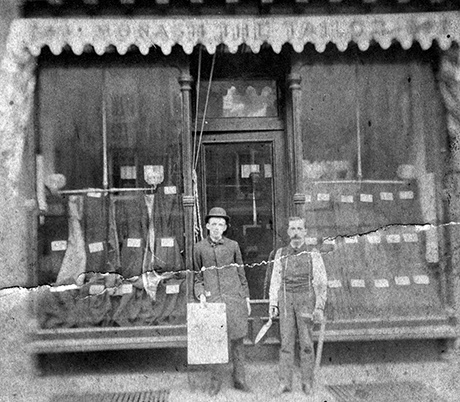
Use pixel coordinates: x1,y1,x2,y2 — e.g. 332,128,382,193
7,11,460,57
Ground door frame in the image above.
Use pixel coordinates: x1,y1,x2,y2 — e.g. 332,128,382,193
198,130,288,251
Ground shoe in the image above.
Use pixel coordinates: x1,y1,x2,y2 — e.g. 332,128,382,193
208,379,222,396
302,383,312,396
274,384,292,395
234,380,251,392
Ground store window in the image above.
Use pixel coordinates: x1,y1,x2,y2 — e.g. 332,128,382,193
36,60,187,329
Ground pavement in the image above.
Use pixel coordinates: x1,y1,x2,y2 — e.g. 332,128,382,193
1,288,459,402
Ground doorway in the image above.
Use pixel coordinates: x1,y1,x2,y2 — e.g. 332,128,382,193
199,131,286,299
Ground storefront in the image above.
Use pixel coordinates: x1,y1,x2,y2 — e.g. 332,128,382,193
2,3,460,353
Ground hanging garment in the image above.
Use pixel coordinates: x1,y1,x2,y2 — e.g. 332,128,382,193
56,195,87,285
85,193,109,273
106,196,121,273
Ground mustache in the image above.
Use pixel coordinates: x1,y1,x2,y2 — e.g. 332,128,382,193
291,234,302,239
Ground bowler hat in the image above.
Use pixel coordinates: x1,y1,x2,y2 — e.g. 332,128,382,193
205,207,230,223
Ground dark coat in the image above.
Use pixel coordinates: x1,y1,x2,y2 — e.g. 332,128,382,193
193,236,250,340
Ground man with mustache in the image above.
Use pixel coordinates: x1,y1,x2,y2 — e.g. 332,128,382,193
269,217,327,396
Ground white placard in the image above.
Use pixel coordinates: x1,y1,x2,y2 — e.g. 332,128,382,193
380,192,394,201
403,233,418,243
187,303,228,365
387,234,401,243
51,240,67,251
120,165,137,180
344,236,359,244
166,283,180,294
341,195,354,203
305,237,318,245
395,276,411,286
127,238,141,248
89,284,105,295
351,279,365,288
328,280,342,288
241,164,260,178
374,279,389,288
317,193,330,202
121,283,133,294
360,194,373,202
367,235,381,244
413,275,430,285
305,195,312,203
87,192,102,198
164,186,177,195
88,242,104,253
399,191,414,200
323,238,336,245
161,237,175,248
264,164,272,178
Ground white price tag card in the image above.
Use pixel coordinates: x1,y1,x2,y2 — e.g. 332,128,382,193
328,280,342,288
305,237,318,245
403,233,418,243
360,194,373,203
121,283,133,294
127,238,141,248
89,284,105,295
351,279,365,288
380,192,394,201
305,195,312,203
323,238,336,245
51,240,67,251
367,235,381,244
87,192,102,198
164,186,177,195
374,279,389,288
413,275,430,285
88,242,104,253
395,276,411,286
344,236,359,244
387,234,401,243
341,195,354,203
264,164,272,178
161,237,175,248
166,283,180,294
120,166,137,180
317,193,330,202
399,191,414,200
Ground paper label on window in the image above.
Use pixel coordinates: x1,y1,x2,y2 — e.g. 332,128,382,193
50,284,79,293
395,276,411,286
367,235,381,244
403,233,418,243
317,193,330,202
413,275,430,285
374,279,389,288
89,284,105,295
89,242,104,253
351,279,365,288
127,238,141,248
264,164,272,178
323,238,336,245
166,283,180,294
121,283,133,294
161,237,175,248
341,195,354,203
399,191,414,200
360,194,373,203
328,280,342,288
241,164,260,178
344,236,358,244
305,237,318,245
120,166,137,180
164,186,177,195
51,240,67,251
387,234,401,243
380,192,394,201
305,195,312,203
87,192,102,198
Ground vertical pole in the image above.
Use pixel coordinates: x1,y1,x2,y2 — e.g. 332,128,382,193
179,73,194,277
287,72,306,217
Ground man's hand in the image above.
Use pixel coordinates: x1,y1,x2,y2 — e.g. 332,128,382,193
269,305,279,319
246,298,251,316
199,294,207,307
313,308,324,323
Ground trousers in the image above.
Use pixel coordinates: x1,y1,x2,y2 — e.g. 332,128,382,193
278,290,315,388
210,337,246,384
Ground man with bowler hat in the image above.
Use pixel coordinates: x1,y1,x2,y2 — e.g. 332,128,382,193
194,207,251,396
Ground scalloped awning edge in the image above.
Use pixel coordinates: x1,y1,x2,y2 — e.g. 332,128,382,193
7,12,460,57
